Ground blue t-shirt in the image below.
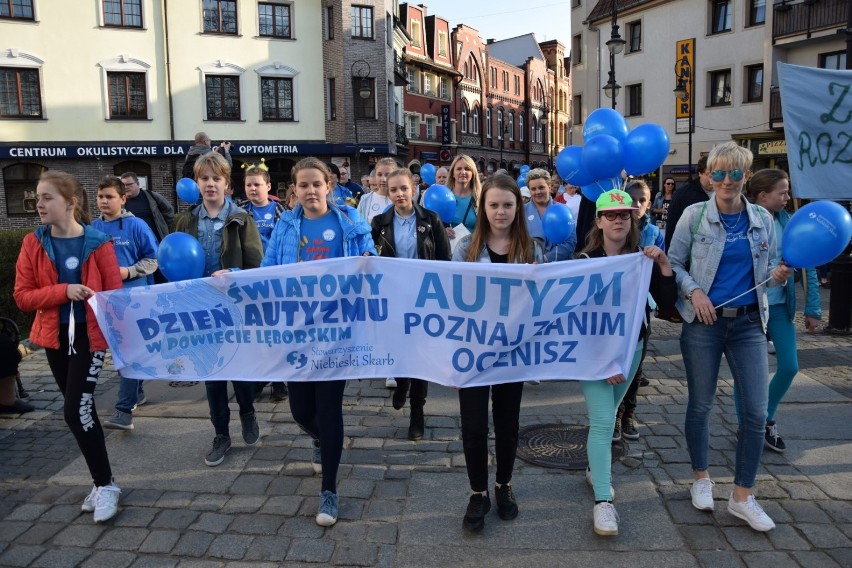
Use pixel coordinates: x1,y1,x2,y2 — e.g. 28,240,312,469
92,216,159,288
452,195,477,231
708,212,758,307
52,235,87,324
299,211,344,261
246,202,278,252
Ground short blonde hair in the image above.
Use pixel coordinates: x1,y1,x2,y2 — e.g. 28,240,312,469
708,141,753,172
194,151,231,180
525,168,551,184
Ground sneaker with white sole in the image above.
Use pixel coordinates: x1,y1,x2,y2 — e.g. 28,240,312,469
690,478,715,511
103,410,134,431
93,483,121,523
131,393,147,411
316,490,339,526
81,485,98,512
593,502,619,536
764,421,786,453
385,378,397,388
204,435,231,467
727,493,775,532
311,439,322,474
586,467,615,501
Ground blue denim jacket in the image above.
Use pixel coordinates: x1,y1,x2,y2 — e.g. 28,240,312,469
668,195,782,330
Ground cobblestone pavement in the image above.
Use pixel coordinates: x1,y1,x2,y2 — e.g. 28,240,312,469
0,287,850,567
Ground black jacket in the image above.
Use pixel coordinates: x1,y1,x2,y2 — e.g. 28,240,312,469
664,178,711,251
371,203,451,261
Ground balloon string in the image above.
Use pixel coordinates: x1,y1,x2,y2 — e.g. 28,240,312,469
713,276,773,309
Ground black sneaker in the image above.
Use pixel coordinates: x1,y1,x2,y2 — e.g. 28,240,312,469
204,435,231,466
495,484,518,520
462,492,491,532
240,411,259,446
764,421,786,453
271,383,288,402
612,419,622,443
621,413,639,441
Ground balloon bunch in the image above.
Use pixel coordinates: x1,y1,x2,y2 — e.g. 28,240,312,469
555,108,670,202
517,164,530,188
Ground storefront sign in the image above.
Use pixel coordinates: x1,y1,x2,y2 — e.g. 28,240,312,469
441,104,452,144
757,140,787,156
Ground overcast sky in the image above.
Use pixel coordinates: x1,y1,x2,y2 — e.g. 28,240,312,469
412,0,571,48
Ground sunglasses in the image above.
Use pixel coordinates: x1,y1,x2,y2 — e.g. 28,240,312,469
710,169,745,182
600,211,632,221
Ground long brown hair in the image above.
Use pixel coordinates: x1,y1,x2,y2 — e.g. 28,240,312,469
465,173,533,263
745,168,788,203
39,171,91,225
580,213,640,256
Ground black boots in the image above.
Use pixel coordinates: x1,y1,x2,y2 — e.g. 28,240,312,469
408,405,424,441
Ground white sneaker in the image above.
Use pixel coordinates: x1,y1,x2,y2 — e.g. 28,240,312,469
586,467,615,501
93,484,121,523
385,378,397,388
81,485,98,512
690,478,715,511
727,493,775,532
593,502,619,536
767,340,776,355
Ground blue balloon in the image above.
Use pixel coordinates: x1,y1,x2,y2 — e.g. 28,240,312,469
422,184,456,224
580,177,619,203
555,146,595,187
582,135,624,181
420,163,436,185
157,232,205,282
583,108,629,142
176,178,199,204
520,164,531,174
516,174,527,188
541,203,576,244
623,124,670,176
782,201,852,269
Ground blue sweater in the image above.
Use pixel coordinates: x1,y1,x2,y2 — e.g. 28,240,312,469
92,212,159,287
261,204,377,266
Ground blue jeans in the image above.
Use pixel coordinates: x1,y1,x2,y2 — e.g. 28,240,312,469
581,340,643,502
115,376,144,414
681,312,769,488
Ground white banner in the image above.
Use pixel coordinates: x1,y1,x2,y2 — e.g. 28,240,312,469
88,255,652,387
778,62,852,200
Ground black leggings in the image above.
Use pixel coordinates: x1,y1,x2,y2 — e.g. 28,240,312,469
458,382,524,492
622,322,651,413
45,324,113,487
288,380,346,493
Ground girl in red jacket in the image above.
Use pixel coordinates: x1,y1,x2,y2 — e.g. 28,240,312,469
14,171,123,523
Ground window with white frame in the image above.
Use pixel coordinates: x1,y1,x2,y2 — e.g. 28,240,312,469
424,73,433,95
98,54,151,120
411,19,421,48
471,106,479,135
461,103,467,134
440,76,448,99
486,107,492,138
518,114,524,141
406,67,416,92
438,31,448,57
497,108,504,138
407,114,419,139
426,116,436,140
508,111,514,140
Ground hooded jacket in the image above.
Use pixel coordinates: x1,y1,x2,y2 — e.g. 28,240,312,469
261,204,376,266
92,211,159,286
14,225,122,351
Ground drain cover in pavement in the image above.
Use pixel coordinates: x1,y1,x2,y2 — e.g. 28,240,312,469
516,423,628,470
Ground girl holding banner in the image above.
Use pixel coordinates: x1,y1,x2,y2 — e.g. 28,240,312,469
452,173,543,533
669,142,791,533
577,189,676,536
743,169,821,452
371,168,452,441
14,171,124,523
262,157,377,528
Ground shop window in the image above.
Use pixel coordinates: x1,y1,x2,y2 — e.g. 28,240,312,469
4,162,46,216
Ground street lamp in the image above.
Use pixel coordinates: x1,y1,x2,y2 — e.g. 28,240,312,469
603,0,625,109
673,56,694,180
350,59,372,146
499,124,509,169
